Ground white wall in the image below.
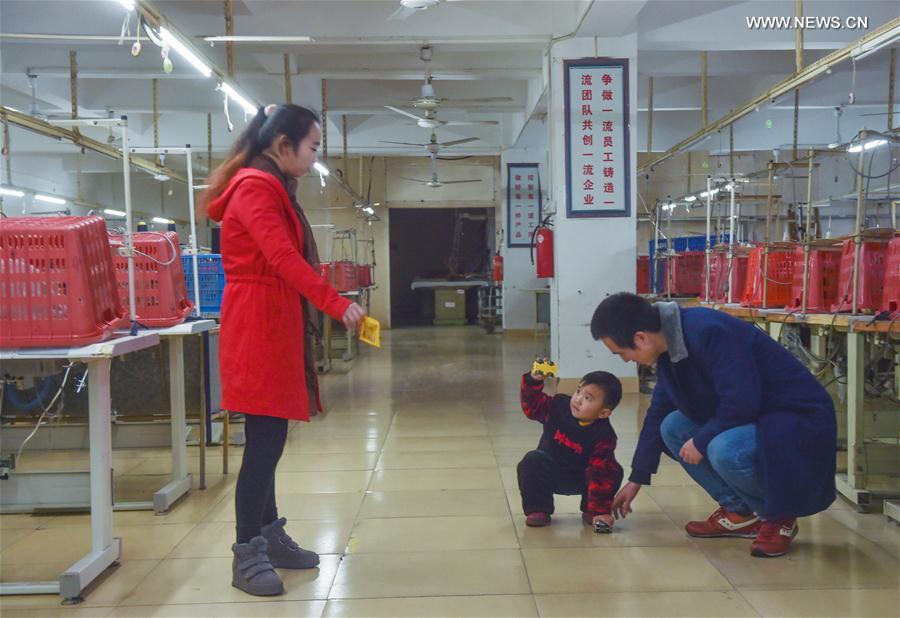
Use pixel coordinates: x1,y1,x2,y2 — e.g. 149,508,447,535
548,35,639,383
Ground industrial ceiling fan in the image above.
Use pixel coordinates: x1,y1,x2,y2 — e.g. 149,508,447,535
400,154,482,188
394,46,513,112
385,105,497,128
389,0,464,21
380,130,478,154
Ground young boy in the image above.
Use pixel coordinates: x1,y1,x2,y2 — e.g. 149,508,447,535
517,367,624,530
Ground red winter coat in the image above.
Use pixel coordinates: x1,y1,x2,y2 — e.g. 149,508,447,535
207,168,351,421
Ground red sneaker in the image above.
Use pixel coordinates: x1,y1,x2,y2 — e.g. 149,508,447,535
525,512,551,527
685,507,761,538
751,518,798,557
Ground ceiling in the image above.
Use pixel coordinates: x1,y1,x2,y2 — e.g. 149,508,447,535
0,0,896,162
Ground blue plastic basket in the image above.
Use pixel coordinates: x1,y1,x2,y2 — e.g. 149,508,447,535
182,254,225,318
648,238,669,256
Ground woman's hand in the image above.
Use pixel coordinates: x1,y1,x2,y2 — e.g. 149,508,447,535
342,303,365,332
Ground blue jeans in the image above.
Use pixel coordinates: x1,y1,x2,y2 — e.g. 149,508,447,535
660,410,766,517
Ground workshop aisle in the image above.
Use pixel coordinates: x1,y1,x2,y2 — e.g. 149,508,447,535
1,327,898,617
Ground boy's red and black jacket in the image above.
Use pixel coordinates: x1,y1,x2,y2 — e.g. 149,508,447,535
520,373,623,515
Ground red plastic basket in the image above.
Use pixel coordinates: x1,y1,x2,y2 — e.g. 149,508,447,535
636,256,650,294
881,237,900,316
741,247,795,308
831,239,888,313
702,252,748,303
787,246,841,313
666,251,705,296
319,261,358,292
357,264,373,289
1,216,127,348
110,232,193,327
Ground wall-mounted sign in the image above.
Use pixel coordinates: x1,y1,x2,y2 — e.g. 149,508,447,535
507,163,542,247
564,58,630,218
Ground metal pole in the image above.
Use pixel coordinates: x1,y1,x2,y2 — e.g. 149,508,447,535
793,89,800,161
321,79,328,159
121,118,137,325
666,208,672,299
186,146,202,316
801,148,814,313
851,148,865,315
728,180,736,304
224,0,235,79
795,0,804,72
653,204,661,294
705,177,712,302
700,52,708,128
647,76,654,154
342,115,348,176
765,163,775,244
729,123,734,177
2,120,11,187
283,53,293,104
152,79,160,166
889,47,896,131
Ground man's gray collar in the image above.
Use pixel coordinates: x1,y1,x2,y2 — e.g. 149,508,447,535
655,301,689,362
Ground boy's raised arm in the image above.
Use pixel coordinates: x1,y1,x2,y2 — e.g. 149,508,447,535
520,372,553,423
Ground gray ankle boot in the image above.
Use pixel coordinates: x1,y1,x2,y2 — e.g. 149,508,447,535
261,517,320,569
231,536,284,596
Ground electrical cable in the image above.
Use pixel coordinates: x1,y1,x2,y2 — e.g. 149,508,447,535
16,363,74,461
845,131,899,180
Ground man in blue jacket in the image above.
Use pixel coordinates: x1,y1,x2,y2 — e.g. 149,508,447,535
590,293,836,557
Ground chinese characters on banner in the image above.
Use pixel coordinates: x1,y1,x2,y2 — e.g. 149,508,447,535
564,59,630,218
507,163,542,247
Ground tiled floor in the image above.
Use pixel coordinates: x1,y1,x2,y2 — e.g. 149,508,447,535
1,327,898,617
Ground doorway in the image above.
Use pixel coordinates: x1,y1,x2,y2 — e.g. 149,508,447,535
389,208,492,327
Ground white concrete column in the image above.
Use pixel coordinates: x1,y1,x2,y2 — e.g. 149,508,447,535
500,147,549,331
548,35,638,388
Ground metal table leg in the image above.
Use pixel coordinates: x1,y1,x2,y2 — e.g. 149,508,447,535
199,332,208,490
153,337,192,513
60,357,121,602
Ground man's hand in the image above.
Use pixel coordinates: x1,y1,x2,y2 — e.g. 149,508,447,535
679,438,704,465
611,481,641,520
342,303,365,332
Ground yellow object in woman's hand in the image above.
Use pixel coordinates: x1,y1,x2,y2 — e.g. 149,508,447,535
359,316,381,348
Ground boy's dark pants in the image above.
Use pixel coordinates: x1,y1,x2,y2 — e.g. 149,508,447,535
517,449,588,515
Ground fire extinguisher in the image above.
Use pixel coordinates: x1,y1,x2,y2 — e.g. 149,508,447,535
531,216,554,279
492,252,504,282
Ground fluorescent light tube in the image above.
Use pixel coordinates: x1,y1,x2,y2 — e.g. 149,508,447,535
220,82,258,115
159,27,212,77
0,187,25,197
153,216,175,224
104,209,127,217
34,194,66,205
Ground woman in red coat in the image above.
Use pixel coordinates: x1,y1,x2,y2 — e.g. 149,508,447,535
203,104,365,596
